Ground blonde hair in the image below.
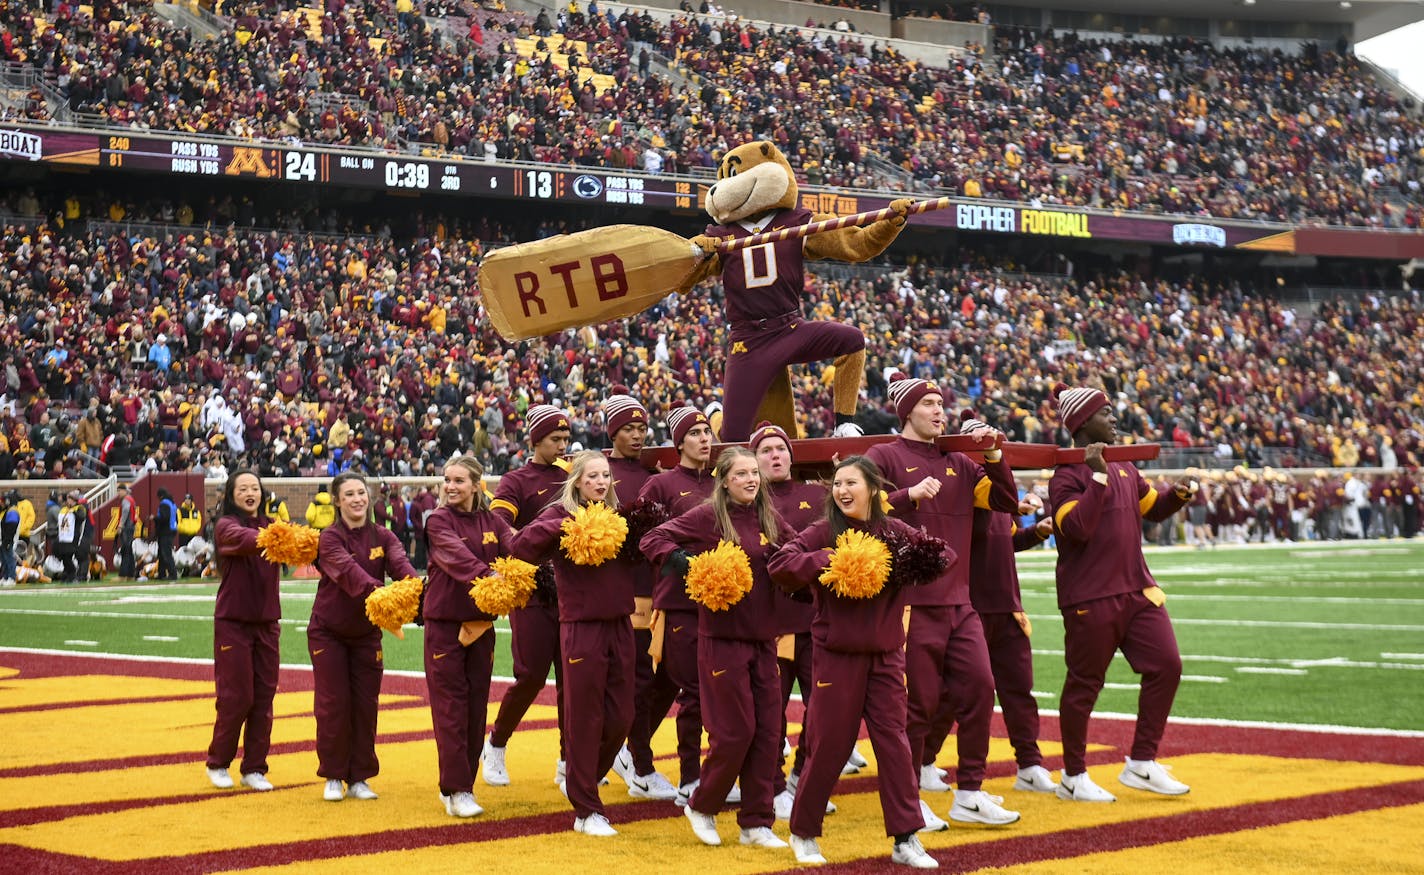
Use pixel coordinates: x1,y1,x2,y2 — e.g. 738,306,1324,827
442,455,490,511
710,446,781,546
558,450,619,514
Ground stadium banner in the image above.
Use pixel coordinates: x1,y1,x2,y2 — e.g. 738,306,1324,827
3,124,1421,259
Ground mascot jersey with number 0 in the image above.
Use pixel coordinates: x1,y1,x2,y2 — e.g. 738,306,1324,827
678,141,913,442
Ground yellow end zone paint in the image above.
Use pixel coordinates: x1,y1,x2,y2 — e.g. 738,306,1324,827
964,802,1424,874
0,673,213,710
0,690,425,769
5,751,1422,865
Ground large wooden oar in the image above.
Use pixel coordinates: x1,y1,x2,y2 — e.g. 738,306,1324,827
477,197,953,340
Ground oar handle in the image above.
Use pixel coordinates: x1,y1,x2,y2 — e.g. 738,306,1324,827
714,197,953,254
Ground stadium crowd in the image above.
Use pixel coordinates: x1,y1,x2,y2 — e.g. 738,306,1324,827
1,189,1421,489
2,0,1422,225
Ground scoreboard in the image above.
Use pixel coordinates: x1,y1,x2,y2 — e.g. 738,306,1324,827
98,133,699,208
6,123,1424,258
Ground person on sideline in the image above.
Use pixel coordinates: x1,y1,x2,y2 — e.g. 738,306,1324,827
205,470,282,792
642,447,793,851
424,454,513,818
512,451,635,837
602,392,680,801
483,404,571,788
310,471,418,802
768,455,946,868
1049,383,1197,802
632,405,716,804
865,375,1023,829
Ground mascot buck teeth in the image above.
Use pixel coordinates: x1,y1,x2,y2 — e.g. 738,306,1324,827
678,140,912,441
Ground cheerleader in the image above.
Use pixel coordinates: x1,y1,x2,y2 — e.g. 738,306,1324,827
642,447,793,850
309,471,418,802
512,450,634,836
205,470,282,792
424,455,512,818
767,456,948,868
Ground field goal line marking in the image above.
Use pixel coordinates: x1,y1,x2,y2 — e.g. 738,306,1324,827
5,647,1422,739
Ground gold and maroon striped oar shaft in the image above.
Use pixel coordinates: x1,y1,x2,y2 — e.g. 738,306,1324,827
714,196,953,254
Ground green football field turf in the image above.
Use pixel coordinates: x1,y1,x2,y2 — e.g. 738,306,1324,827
2,540,1421,731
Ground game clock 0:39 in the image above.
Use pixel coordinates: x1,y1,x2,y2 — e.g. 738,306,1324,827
384,160,430,190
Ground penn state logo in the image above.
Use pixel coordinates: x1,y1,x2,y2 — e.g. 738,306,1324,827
573,175,603,199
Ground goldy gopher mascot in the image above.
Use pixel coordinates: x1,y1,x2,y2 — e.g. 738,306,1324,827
679,141,911,441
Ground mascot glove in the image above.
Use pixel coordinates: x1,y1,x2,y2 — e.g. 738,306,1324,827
887,198,913,227
689,234,720,256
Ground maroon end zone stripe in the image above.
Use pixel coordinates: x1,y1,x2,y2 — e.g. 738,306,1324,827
802,778,1424,875
0,693,216,715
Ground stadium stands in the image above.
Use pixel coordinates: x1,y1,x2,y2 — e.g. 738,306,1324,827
2,2,1420,225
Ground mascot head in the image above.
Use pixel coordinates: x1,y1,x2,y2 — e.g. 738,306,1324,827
704,141,799,225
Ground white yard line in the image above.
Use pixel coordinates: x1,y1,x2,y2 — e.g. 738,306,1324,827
62,640,98,646
1236,667,1309,676
1032,648,1424,672
141,635,180,642
1181,675,1230,683
1026,613,1424,632
1380,652,1424,660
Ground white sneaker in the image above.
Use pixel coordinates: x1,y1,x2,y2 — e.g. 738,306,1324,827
347,781,378,800
206,767,233,789
1119,759,1190,795
918,799,948,832
1056,772,1117,803
575,813,618,836
480,736,510,786
841,755,861,775
440,790,484,818
892,834,939,868
790,834,827,865
848,746,869,768
684,805,721,845
782,737,792,758
626,770,677,800
323,778,345,801
950,789,1020,825
740,826,788,848
611,746,637,787
241,772,273,791
833,422,865,438
556,759,566,786
725,781,742,805
774,788,794,820
675,779,699,808
1013,765,1059,794
919,763,952,792
786,770,800,795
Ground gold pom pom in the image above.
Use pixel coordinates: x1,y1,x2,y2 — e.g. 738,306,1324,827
560,502,628,566
819,529,892,599
470,557,540,616
685,540,754,612
365,576,424,638
255,520,320,566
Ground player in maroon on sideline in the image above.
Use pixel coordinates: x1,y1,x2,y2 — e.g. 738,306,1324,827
1049,383,1197,803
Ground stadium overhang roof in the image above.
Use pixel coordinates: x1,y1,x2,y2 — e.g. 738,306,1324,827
994,0,1422,42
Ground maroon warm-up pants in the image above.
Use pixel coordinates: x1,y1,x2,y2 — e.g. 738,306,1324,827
776,631,814,794
689,636,779,828
491,599,565,758
905,604,994,791
640,609,702,787
720,319,863,441
924,611,1043,771
309,625,384,783
789,646,922,840
1060,590,1182,775
626,626,677,776
561,618,635,819
207,619,280,775
425,620,496,794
